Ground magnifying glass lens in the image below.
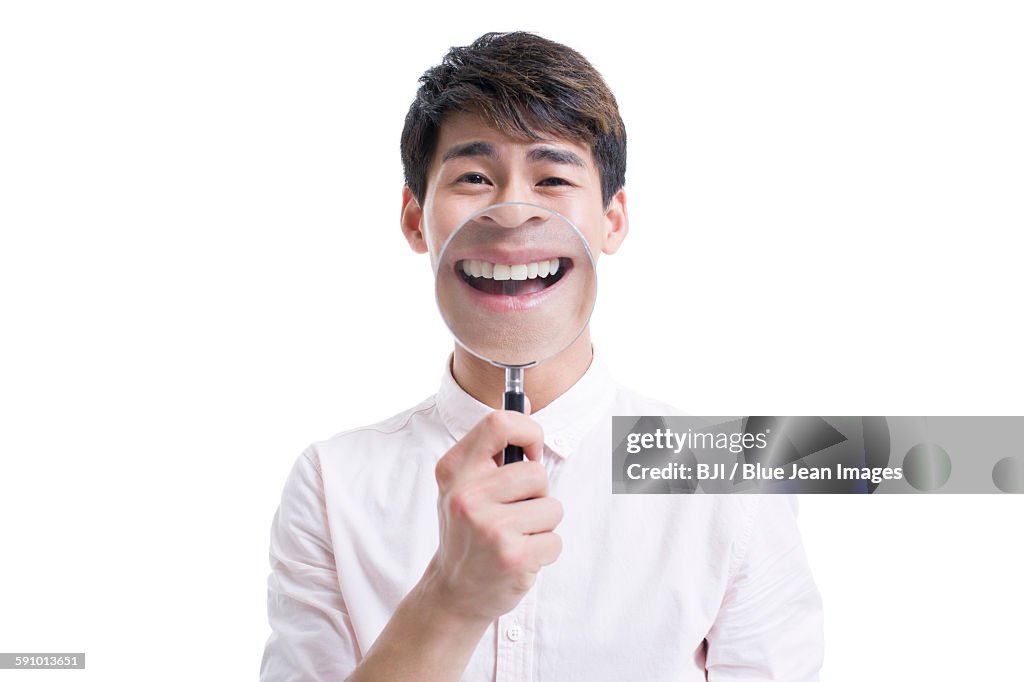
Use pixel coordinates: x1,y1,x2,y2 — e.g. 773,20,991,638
435,204,597,369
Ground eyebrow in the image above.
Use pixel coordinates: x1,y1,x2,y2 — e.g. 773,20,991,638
440,141,587,168
527,145,586,168
441,141,498,163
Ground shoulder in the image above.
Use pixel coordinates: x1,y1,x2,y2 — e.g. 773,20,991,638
323,394,440,442
302,394,448,473
286,396,454,541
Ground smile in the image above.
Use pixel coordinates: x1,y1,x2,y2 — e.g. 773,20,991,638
456,257,570,297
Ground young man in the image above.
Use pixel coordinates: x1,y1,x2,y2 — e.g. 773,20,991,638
261,32,824,681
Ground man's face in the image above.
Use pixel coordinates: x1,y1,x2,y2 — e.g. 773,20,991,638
401,110,628,364
402,110,627,268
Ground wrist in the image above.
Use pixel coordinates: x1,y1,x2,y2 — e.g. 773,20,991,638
349,567,491,682
416,556,493,633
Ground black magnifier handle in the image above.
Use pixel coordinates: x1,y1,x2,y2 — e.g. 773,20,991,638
502,366,526,465
502,389,525,464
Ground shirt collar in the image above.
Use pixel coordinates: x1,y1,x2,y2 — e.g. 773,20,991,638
436,345,617,459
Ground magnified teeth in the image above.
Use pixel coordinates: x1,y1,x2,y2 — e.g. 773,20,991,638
460,258,563,281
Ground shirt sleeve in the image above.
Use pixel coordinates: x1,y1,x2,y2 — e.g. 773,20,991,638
260,450,360,681
705,494,825,681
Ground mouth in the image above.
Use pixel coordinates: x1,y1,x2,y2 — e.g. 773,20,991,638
456,257,572,297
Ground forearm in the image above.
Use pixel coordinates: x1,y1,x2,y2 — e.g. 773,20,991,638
345,573,490,682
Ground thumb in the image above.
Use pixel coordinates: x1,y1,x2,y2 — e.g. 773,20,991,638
523,394,532,417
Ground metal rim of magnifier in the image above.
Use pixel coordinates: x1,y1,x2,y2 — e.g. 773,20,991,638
433,201,599,370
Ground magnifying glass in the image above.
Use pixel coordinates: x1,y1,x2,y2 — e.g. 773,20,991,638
434,202,597,465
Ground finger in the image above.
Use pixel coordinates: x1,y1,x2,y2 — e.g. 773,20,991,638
477,460,550,503
499,396,537,466
503,496,564,535
446,410,544,472
515,397,542,463
523,531,563,568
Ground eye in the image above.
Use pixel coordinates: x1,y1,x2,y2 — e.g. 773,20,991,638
537,177,572,187
457,173,491,185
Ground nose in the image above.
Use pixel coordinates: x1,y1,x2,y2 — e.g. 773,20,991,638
475,202,549,229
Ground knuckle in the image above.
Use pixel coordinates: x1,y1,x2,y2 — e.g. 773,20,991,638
484,411,509,432
479,522,504,546
447,487,479,518
434,457,453,486
497,543,525,572
483,512,509,535
526,462,549,490
549,498,565,525
543,534,563,565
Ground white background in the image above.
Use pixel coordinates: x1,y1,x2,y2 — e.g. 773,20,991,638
1,1,1022,679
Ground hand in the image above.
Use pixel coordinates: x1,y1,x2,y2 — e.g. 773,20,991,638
423,407,564,624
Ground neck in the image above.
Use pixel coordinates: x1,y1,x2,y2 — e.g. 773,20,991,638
451,331,594,412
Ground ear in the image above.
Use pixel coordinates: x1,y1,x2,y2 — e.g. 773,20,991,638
601,188,629,255
400,186,428,254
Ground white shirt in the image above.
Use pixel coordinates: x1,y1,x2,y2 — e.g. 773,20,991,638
261,350,824,681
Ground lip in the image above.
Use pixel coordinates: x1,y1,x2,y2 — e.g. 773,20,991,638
453,256,574,313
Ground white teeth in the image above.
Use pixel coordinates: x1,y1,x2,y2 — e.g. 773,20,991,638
460,258,563,281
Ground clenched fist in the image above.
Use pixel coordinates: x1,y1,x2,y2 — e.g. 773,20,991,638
422,409,564,624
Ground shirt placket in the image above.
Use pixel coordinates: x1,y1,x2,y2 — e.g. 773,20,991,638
494,448,561,682
494,577,538,682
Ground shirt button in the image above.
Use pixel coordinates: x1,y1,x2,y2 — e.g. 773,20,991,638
553,436,566,448
506,624,522,642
